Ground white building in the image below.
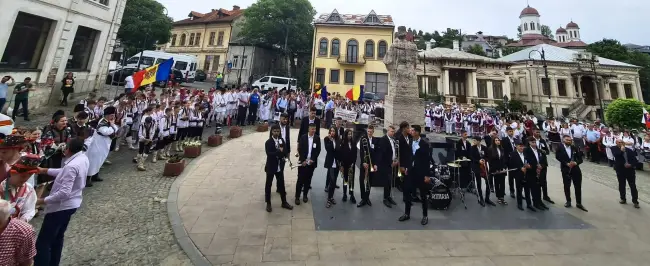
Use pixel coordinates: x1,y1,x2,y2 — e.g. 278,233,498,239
0,0,126,110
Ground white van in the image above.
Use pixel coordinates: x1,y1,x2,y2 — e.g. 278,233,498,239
251,76,297,91
124,51,199,82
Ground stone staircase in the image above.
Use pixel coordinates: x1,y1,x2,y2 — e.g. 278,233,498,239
567,98,585,118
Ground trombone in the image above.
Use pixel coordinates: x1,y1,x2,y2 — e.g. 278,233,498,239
361,137,375,190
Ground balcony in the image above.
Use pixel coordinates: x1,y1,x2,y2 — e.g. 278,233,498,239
337,54,366,65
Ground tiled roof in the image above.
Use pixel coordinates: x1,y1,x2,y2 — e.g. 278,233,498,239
314,9,394,27
189,11,205,18
173,8,243,25
520,6,540,17
506,34,556,47
555,40,587,48
566,21,580,29
418,47,507,63
498,44,639,68
556,27,567,33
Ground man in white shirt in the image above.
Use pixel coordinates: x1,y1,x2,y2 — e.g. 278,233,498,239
124,75,135,95
571,121,586,152
237,88,249,126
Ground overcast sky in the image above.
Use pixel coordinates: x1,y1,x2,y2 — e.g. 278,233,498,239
157,0,650,44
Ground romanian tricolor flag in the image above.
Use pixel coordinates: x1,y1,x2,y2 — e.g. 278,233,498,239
642,108,650,129
131,58,175,92
345,85,364,101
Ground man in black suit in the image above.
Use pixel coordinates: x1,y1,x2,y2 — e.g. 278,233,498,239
357,125,379,207
555,135,587,212
397,121,412,192
483,129,498,192
398,125,430,225
531,129,554,204
378,125,398,208
455,130,472,189
509,140,535,211
612,139,640,208
334,117,345,141
271,113,291,193
298,107,320,141
470,137,493,206
264,125,294,212
339,129,358,203
295,123,321,205
524,136,548,211
501,127,517,198
323,127,340,207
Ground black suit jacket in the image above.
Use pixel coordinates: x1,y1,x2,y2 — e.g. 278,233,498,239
508,150,527,179
411,138,431,178
487,147,507,173
527,137,549,155
524,147,547,179
377,136,395,173
264,138,287,173
298,134,321,168
398,134,413,170
470,145,487,171
455,138,472,159
359,134,380,169
298,117,321,140
339,140,357,166
483,135,494,148
555,145,583,175
501,136,515,156
612,146,639,173
323,136,339,169
269,124,291,153
335,126,345,141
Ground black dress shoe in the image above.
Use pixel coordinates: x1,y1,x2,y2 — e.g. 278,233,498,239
350,195,357,204
329,198,337,205
517,205,524,211
539,204,549,210
336,185,340,189
92,175,103,182
367,199,372,206
478,199,485,207
387,197,397,205
356,200,367,207
527,206,537,212
383,199,392,208
634,203,640,209
620,199,627,204
485,199,496,206
576,204,588,212
342,195,347,202
85,178,93,187
324,187,328,192
266,203,272,212
281,202,293,210
543,197,555,204
564,202,572,208
303,196,309,203
510,193,515,199
398,214,410,222
295,198,301,205
421,216,428,225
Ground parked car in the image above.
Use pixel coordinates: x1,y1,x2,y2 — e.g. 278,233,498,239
156,69,185,87
195,70,207,82
363,92,382,102
105,67,137,86
251,76,298,91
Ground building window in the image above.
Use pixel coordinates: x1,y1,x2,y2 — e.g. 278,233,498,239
609,83,619,99
537,23,540,30
330,69,340,83
204,55,211,71
346,40,358,63
344,70,355,84
67,26,99,70
217,31,224,46
189,33,195,46
209,32,215,45
524,23,528,31
195,33,201,46
315,68,325,86
366,73,389,96
365,15,379,23
477,80,488,98
557,79,567,96
233,56,239,68
180,34,186,46
492,80,503,99
541,78,550,95
530,22,535,31
327,13,341,22
378,41,387,58
242,55,248,68
364,40,374,58
331,39,340,56
171,34,177,46
624,84,633,98
1,12,53,69
213,55,220,71
97,0,109,5
318,38,328,56
561,108,569,117
569,31,573,38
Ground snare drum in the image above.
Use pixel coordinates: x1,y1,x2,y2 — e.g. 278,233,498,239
428,185,452,210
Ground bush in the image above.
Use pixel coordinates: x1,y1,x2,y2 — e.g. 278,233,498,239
167,154,184,164
605,98,646,129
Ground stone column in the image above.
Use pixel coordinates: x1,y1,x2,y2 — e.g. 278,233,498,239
503,75,511,98
487,80,494,99
550,77,559,99
636,76,644,100
443,69,450,95
527,69,534,102
576,75,583,99
617,81,625,99
471,71,478,97
566,76,575,98
632,81,640,100
437,75,443,95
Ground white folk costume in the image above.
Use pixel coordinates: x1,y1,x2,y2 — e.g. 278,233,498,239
443,110,454,134
175,105,191,151
454,112,463,134
260,94,272,122
433,107,443,133
1,179,36,222
137,116,158,170
86,108,119,179
424,107,432,131
603,134,617,162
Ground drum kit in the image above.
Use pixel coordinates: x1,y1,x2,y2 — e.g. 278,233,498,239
425,157,471,210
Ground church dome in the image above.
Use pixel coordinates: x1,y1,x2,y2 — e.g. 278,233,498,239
556,27,567,33
519,6,540,17
566,21,579,29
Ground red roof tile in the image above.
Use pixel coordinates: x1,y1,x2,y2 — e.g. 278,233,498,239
174,8,243,26
520,6,540,17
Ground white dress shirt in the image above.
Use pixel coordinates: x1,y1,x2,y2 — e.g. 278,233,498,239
331,139,337,168
307,135,314,162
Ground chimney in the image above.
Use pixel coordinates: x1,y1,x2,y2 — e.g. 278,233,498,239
453,40,460,51
425,41,432,51
233,5,240,10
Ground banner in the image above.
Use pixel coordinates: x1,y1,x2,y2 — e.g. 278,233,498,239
334,109,357,122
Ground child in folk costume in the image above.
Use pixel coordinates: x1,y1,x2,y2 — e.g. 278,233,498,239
260,93,272,123
155,108,174,161
224,88,237,126
175,101,191,151
454,110,463,135
84,99,98,128
433,106,443,133
137,110,158,171
212,90,227,134
444,108,454,135
148,104,165,162
190,103,205,141
424,106,432,132
602,130,617,166
463,111,472,136
484,115,495,134
470,112,483,137
0,153,42,222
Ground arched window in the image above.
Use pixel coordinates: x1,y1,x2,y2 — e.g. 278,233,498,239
171,34,177,46
569,31,573,38
530,22,535,31
331,39,340,56
189,33,195,46
537,23,540,30
378,41,387,58
364,40,375,58
180,34,186,46
524,23,528,31
318,38,328,56
346,40,358,63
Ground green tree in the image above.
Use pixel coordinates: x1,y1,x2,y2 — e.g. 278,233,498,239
117,0,172,56
238,0,316,74
467,44,486,56
432,28,464,49
502,46,523,57
605,98,646,129
495,99,524,113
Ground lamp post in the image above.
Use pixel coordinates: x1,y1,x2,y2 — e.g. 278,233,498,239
574,52,604,120
503,94,509,118
527,47,552,117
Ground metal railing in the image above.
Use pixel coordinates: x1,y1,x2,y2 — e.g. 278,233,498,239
337,54,366,65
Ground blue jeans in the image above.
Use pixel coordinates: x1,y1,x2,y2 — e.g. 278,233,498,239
0,98,6,114
35,208,77,266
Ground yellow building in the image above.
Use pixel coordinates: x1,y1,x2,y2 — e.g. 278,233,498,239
311,10,394,96
162,5,244,77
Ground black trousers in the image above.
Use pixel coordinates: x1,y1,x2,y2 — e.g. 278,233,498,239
138,141,153,154
265,171,287,203
326,167,338,200
342,164,355,195
474,169,490,201
515,175,532,207
237,106,247,126
288,109,296,126
493,173,506,199
526,174,543,206
358,167,372,201
403,175,428,217
539,170,550,199
12,98,28,119
588,142,600,162
616,169,638,203
248,103,259,124
35,208,77,266
562,172,582,204
508,172,516,195
295,166,315,199
325,110,334,128
383,168,395,199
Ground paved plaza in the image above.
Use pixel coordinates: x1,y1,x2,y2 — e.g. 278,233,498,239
170,129,650,266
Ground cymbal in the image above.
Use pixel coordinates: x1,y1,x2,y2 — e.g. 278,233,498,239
454,158,471,162
447,163,461,168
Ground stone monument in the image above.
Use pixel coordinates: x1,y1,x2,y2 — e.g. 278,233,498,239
383,26,424,129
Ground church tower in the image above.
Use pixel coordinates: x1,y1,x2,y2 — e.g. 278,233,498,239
519,5,542,36
556,27,568,43
566,21,581,41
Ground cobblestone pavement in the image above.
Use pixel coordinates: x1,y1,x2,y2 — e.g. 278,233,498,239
174,129,650,266
20,99,258,265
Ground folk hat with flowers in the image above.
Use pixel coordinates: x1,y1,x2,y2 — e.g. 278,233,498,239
0,114,28,150
10,153,42,175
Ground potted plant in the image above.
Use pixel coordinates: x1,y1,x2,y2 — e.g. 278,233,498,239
229,126,242,138
208,134,223,147
183,140,202,158
256,122,269,132
163,154,185,177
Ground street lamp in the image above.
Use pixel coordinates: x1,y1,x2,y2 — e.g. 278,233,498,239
527,47,552,117
574,52,604,120
503,94,509,117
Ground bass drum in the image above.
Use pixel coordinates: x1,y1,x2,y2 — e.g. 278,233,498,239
428,185,452,210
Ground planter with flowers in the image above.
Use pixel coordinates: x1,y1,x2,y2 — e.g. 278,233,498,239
183,140,202,158
208,134,223,147
163,155,185,177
